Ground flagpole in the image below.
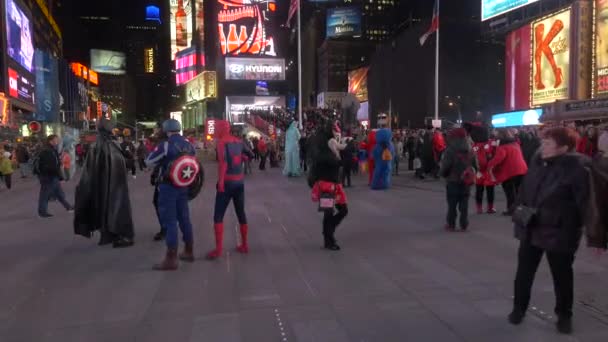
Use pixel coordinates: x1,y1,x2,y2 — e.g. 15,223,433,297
434,0,440,121
297,0,303,129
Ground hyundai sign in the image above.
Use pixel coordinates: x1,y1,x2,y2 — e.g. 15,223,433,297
481,0,540,21
225,57,285,81
491,109,542,128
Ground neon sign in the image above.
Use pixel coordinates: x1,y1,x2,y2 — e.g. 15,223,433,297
217,0,276,56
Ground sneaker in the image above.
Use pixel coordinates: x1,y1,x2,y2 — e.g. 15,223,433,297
508,310,525,325
556,316,572,334
487,207,497,214
38,213,53,218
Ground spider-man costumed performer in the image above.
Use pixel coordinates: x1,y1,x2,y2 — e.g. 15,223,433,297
207,120,254,259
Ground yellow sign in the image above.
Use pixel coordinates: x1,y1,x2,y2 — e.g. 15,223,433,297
144,48,155,73
185,71,217,103
531,9,571,106
0,93,8,126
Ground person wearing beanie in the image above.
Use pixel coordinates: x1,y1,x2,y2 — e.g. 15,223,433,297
440,128,478,231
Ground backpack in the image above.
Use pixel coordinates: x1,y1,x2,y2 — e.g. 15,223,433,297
381,145,393,161
457,152,475,186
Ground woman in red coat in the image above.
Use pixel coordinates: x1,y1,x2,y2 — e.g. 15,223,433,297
487,129,528,215
473,139,497,214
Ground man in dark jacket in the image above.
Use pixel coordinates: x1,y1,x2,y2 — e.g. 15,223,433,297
15,144,30,178
340,138,355,187
37,135,73,217
74,119,135,248
440,128,478,231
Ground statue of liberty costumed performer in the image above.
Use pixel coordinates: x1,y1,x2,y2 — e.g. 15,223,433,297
283,120,302,177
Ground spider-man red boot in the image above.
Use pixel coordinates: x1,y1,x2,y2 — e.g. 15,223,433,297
206,223,224,260
236,224,249,254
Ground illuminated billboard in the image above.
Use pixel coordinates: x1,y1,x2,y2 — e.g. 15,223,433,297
492,109,541,127
5,0,34,73
505,24,531,111
348,67,368,102
91,49,126,75
8,67,34,103
326,6,362,38
170,0,193,60
217,0,276,56
596,0,608,96
482,0,540,22
185,71,217,103
175,47,198,85
531,9,570,106
144,47,155,73
195,0,204,56
225,57,285,80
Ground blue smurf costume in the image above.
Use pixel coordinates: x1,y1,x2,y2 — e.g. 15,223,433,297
282,121,302,177
370,128,395,190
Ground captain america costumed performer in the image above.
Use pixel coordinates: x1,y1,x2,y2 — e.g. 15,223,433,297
146,119,201,271
370,128,395,190
207,120,254,260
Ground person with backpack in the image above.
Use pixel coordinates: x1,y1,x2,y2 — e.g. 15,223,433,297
146,119,199,270
0,151,14,189
36,135,74,218
440,128,478,232
206,120,254,260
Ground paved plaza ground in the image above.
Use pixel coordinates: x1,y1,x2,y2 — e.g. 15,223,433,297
1,163,608,342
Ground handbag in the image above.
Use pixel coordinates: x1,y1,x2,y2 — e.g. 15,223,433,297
512,205,537,227
318,190,336,212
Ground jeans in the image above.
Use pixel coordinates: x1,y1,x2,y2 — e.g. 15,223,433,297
19,163,29,177
502,175,523,212
153,186,164,234
446,182,470,228
259,154,267,170
475,185,495,205
214,182,247,224
323,204,348,245
158,184,193,249
342,165,352,187
513,241,575,318
38,176,71,215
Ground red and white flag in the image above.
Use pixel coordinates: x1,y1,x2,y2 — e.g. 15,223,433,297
419,0,439,46
286,0,299,28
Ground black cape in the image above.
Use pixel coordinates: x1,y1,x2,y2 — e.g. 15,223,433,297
74,130,135,240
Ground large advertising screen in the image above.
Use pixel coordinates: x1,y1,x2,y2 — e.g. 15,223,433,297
326,6,362,38
482,0,540,22
225,57,285,80
5,0,34,73
217,0,276,56
8,66,35,103
348,67,368,102
491,109,541,127
596,0,608,97
185,71,217,103
175,47,198,85
34,50,59,122
531,9,571,106
505,24,531,111
90,49,126,75
170,0,193,60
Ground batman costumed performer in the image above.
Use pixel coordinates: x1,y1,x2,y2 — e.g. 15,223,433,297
207,120,254,260
146,119,199,270
282,120,302,177
370,128,395,190
74,118,135,248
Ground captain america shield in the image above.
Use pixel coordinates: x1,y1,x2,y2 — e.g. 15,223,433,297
168,155,200,188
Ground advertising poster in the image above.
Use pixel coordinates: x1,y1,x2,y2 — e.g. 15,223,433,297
175,47,198,85
217,0,276,56
348,67,368,102
195,0,204,55
491,109,541,127
225,57,285,80
90,49,126,75
8,67,35,103
34,50,59,122
505,24,531,111
5,0,34,73
170,0,193,60
596,0,608,96
531,9,571,106
482,0,540,21
185,71,217,103
326,6,362,38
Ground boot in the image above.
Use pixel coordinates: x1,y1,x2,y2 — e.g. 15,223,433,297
508,309,525,325
556,316,572,334
153,249,178,271
179,242,195,262
476,203,483,214
323,234,340,251
236,224,249,254
206,223,224,260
